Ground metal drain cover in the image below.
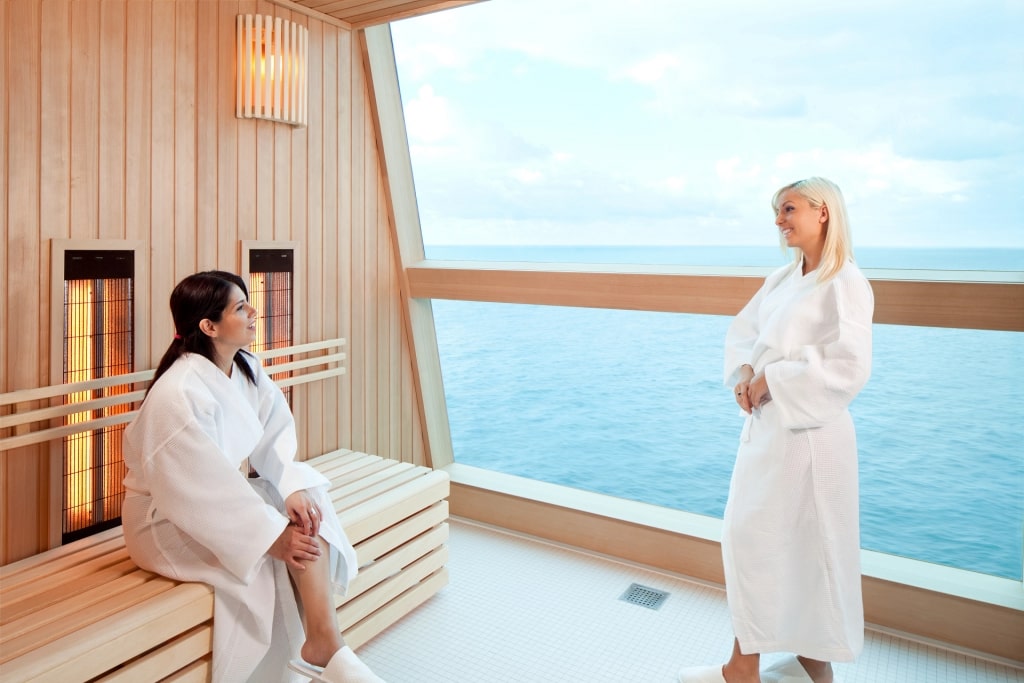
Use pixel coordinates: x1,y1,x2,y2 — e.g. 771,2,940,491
619,583,669,610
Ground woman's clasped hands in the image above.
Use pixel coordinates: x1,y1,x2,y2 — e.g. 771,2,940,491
734,364,771,414
268,490,324,570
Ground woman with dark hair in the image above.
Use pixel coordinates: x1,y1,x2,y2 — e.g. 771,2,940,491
122,271,383,683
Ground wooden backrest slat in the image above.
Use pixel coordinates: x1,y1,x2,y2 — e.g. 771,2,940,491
261,351,345,376
0,412,140,451
275,366,346,389
253,338,343,360
0,370,155,407
0,390,146,430
0,338,346,455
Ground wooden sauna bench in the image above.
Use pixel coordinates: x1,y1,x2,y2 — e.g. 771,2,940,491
0,340,449,681
0,449,451,682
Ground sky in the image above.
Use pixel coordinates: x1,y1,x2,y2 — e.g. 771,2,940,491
391,0,1024,248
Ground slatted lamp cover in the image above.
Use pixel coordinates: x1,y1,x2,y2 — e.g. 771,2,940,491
236,14,308,127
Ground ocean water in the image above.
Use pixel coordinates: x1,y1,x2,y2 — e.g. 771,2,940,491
424,245,1024,580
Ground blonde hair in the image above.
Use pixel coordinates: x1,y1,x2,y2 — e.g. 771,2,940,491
771,176,854,283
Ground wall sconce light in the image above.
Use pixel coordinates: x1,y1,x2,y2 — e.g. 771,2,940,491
236,14,308,127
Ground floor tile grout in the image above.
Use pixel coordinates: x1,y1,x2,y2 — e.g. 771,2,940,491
357,519,1024,683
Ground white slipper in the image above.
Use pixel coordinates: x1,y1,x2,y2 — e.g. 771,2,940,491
677,664,727,683
288,646,386,683
760,655,815,683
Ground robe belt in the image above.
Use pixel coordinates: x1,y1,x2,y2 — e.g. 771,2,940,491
741,413,753,443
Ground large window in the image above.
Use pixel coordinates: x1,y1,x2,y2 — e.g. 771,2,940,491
432,300,1024,579
392,2,1024,582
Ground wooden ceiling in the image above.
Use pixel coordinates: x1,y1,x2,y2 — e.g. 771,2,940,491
288,0,486,29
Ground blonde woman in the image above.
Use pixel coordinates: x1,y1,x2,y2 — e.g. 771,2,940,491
680,178,873,683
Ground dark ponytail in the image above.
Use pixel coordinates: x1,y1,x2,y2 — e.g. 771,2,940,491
148,271,258,393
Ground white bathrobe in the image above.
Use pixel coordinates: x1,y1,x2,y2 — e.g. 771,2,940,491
722,259,873,662
122,352,358,683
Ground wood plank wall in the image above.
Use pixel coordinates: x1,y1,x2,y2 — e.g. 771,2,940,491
0,0,425,565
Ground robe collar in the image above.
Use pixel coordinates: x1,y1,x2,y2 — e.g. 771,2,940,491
184,353,264,466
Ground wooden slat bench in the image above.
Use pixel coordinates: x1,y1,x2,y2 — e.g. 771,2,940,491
1,339,449,681
0,449,450,682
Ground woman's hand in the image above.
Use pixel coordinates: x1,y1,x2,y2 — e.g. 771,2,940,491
734,364,755,414
747,371,771,409
284,490,321,537
735,365,772,414
268,524,323,571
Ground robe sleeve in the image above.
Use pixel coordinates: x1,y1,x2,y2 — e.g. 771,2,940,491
723,265,790,387
247,359,331,501
136,400,288,584
724,290,763,387
763,271,874,430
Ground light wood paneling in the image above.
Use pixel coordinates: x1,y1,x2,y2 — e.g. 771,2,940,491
289,0,482,28
196,0,220,270
7,0,44,563
100,0,127,241
1,0,426,564
363,120,380,456
70,0,100,240
0,0,8,578
349,30,367,453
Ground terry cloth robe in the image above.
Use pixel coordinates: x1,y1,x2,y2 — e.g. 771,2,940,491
722,259,873,662
122,352,358,683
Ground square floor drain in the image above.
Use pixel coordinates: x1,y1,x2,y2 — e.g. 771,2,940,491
619,583,669,610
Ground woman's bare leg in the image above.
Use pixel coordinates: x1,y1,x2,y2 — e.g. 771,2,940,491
796,656,834,683
288,537,384,681
288,535,344,667
723,638,761,683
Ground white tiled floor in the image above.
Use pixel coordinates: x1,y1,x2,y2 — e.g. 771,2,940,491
358,519,1023,683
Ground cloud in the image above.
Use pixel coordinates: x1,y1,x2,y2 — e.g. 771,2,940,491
614,53,689,85
393,0,1024,247
405,85,456,143
510,168,544,184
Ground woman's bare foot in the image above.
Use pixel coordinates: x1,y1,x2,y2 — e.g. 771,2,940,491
722,660,762,683
723,637,761,683
300,638,343,668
